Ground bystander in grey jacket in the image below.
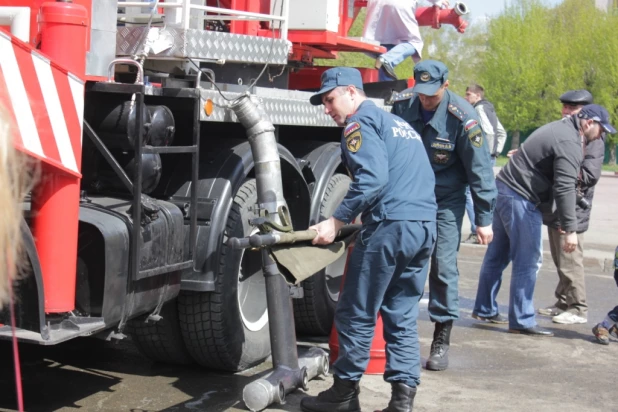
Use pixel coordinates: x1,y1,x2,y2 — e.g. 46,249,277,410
498,116,582,233
542,135,605,233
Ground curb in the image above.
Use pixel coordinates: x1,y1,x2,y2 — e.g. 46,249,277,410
495,166,618,178
459,243,613,273
600,170,618,177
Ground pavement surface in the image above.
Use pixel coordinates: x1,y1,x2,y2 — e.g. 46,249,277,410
0,174,616,412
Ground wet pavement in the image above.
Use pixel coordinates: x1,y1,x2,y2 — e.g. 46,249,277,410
0,175,616,412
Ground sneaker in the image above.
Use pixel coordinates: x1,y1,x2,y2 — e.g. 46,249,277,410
462,233,479,244
472,312,508,324
552,311,587,324
592,323,610,345
610,324,618,339
538,306,564,317
375,56,397,81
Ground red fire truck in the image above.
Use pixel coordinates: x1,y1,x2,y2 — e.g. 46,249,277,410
0,0,468,374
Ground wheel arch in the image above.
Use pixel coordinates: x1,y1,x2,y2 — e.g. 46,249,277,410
302,142,348,225
167,139,311,291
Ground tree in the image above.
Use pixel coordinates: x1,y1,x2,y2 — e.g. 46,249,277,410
478,0,556,149
477,0,618,160
316,0,618,163
420,21,488,96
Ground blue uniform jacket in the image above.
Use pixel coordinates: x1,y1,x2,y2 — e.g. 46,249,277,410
392,89,497,227
332,100,437,225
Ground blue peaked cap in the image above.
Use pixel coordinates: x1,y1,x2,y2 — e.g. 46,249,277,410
310,67,364,105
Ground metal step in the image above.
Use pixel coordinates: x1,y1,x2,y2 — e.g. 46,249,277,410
0,317,106,345
116,27,290,65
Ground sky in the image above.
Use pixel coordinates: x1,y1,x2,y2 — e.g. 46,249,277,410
462,0,564,22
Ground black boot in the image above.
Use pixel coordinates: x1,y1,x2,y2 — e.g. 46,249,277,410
300,375,361,412
426,320,453,371
376,382,417,412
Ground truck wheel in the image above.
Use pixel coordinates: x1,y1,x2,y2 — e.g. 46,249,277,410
178,179,271,371
128,298,193,365
294,173,351,335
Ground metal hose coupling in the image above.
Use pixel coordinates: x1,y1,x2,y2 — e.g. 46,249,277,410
454,2,469,15
230,95,287,222
243,347,329,411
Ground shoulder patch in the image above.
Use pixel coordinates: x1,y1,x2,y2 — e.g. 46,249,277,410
467,127,483,148
344,121,361,138
391,87,416,103
346,130,362,153
447,104,466,121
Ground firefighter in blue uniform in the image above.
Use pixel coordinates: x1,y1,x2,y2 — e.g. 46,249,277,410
301,67,437,412
392,60,497,372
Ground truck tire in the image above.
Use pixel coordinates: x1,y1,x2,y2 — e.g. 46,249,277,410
178,179,271,371
294,173,351,335
128,298,193,365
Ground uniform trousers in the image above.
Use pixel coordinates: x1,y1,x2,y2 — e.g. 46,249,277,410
428,188,466,323
333,220,435,387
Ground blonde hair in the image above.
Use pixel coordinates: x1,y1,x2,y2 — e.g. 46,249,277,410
0,108,33,309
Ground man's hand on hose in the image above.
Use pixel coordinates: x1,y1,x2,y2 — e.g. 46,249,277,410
309,216,345,245
563,232,578,253
436,0,450,8
476,225,494,245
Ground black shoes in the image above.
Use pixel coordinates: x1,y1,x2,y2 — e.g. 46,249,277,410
472,312,508,324
508,326,554,336
376,382,417,412
375,56,397,80
426,320,453,371
300,375,361,412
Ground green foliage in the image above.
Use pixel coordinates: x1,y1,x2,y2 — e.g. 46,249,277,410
315,9,375,70
315,7,481,84
478,0,618,160
420,23,488,96
312,0,618,163
495,155,618,172
479,0,556,132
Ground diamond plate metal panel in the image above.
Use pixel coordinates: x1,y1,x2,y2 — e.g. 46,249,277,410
117,27,289,65
197,88,390,127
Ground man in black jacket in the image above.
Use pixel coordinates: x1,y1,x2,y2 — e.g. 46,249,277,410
539,90,606,324
472,104,613,336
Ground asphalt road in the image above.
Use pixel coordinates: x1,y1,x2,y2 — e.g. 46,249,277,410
1,175,616,412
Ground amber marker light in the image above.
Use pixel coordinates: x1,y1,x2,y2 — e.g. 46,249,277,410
204,99,214,116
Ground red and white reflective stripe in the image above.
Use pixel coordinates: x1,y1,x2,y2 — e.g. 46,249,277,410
0,31,83,177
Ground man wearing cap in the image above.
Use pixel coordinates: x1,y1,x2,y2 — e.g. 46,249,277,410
472,104,614,337
538,90,606,325
301,67,437,412
391,60,497,372
462,83,507,244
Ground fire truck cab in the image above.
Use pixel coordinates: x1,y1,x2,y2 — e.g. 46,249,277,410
0,0,468,373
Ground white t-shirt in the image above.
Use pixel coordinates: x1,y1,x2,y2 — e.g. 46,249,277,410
362,0,443,61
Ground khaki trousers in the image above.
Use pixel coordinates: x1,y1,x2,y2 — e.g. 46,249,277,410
547,227,587,316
